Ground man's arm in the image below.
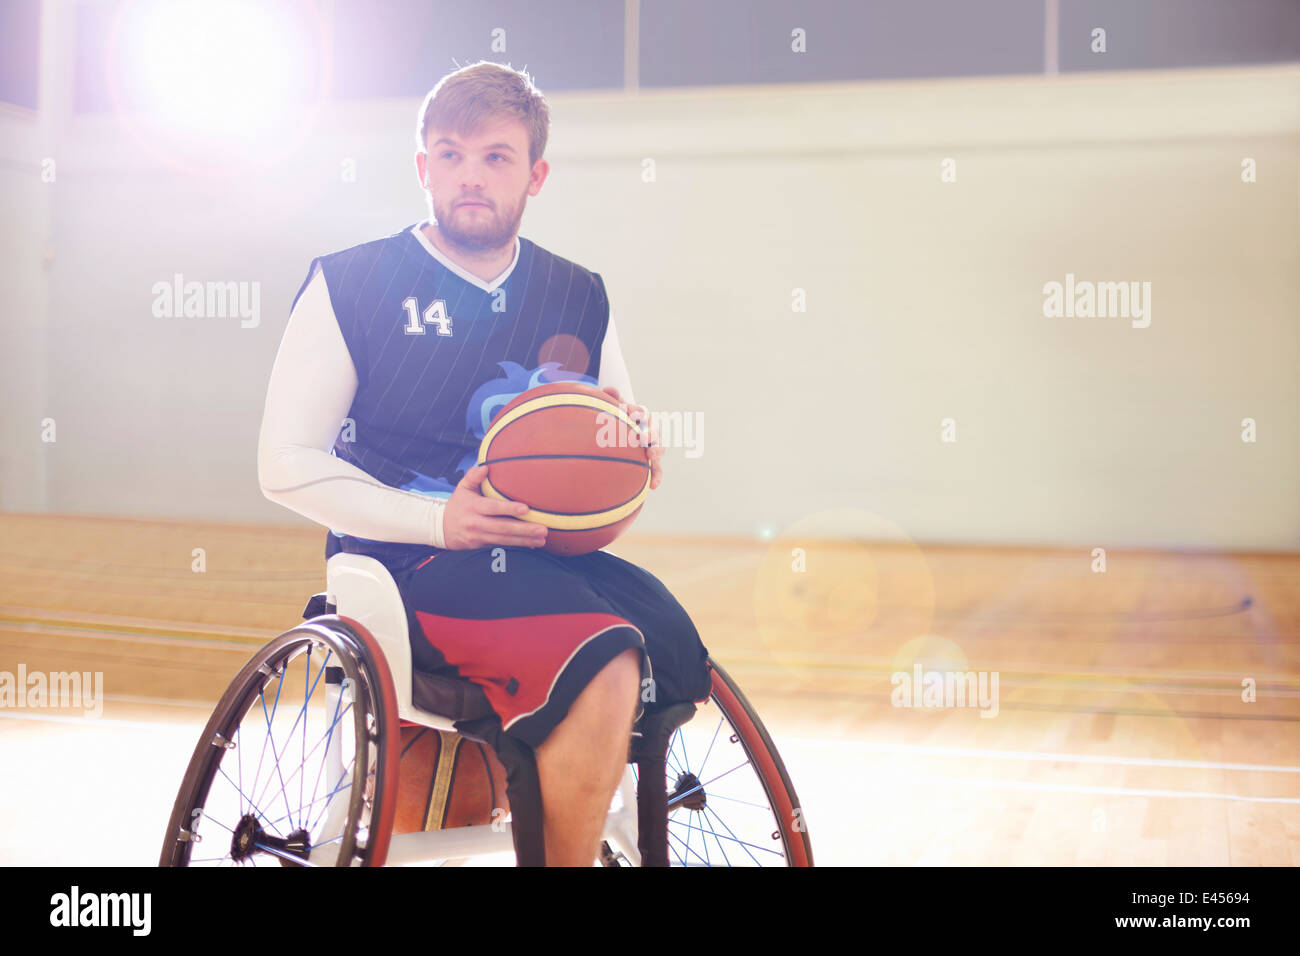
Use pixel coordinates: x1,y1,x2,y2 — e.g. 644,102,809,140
594,309,662,493
596,314,634,406
257,268,448,548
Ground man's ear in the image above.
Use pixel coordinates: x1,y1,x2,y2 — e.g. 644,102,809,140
416,151,429,188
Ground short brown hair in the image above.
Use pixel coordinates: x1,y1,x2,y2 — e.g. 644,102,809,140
415,61,550,168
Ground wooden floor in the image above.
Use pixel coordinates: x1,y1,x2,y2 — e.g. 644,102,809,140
1,512,1297,865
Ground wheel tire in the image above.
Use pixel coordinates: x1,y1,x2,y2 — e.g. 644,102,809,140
159,617,400,867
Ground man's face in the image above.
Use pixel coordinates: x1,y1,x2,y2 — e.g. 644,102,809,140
417,117,547,252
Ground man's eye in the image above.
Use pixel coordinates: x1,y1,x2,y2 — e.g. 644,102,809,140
489,153,505,162
440,151,456,159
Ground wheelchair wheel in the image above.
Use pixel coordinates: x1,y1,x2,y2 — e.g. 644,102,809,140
159,616,400,867
627,655,814,867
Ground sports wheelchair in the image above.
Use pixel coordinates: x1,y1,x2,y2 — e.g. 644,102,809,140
159,553,813,866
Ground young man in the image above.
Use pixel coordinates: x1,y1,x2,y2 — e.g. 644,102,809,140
257,62,711,865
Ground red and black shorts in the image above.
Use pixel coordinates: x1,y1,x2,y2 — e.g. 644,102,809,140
389,546,712,751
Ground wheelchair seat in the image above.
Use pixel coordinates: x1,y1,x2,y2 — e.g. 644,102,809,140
304,553,492,730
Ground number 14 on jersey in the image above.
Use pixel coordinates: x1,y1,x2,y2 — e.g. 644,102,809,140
402,296,453,336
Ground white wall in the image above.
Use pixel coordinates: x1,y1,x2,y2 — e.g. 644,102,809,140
0,107,49,513
9,57,1300,551
0,0,68,514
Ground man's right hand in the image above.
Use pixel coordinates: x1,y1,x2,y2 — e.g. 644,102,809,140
442,464,549,550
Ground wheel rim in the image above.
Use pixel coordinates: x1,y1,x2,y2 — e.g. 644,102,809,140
159,622,396,867
633,658,813,867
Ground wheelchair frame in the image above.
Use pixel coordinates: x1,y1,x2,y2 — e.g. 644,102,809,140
160,553,813,867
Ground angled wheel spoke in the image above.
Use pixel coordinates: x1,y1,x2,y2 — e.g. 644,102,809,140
253,699,353,828
666,827,711,867
195,813,235,836
268,766,353,831
259,670,296,827
215,765,281,836
696,759,751,793
684,811,781,862
253,842,320,867
694,715,726,780
307,757,357,835
305,693,353,826
700,791,773,812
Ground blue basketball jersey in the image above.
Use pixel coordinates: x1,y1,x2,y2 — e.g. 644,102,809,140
288,223,612,564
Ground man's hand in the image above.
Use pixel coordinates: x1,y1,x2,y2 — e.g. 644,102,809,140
442,464,549,550
602,386,662,491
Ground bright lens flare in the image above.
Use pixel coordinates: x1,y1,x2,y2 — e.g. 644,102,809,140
118,0,298,139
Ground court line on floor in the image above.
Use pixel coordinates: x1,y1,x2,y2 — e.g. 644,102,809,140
755,691,1300,722
909,774,1300,805
0,711,205,729
97,693,219,710
0,617,271,650
778,737,1300,774
711,653,1300,687
729,666,1300,699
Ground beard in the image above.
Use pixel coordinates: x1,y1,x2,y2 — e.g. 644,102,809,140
432,187,527,252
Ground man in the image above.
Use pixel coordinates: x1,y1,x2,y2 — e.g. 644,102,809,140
257,61,711,865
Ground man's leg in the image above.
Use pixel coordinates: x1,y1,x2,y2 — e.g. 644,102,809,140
534,647,641,866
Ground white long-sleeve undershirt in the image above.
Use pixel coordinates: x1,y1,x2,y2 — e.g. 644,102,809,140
257,262,635,552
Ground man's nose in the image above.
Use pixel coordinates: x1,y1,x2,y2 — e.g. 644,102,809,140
460,161,490,189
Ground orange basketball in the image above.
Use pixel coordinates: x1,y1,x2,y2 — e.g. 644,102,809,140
477,381,651,556
392,724,510,834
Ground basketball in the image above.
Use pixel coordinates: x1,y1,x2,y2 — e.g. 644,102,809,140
476,381,651,556
391,725,510,834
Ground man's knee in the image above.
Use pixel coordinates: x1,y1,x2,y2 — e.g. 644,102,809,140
537,648,642,761
569,647,641,715
593,647,642,697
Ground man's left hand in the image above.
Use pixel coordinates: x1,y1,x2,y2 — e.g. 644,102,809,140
602,386,662,490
